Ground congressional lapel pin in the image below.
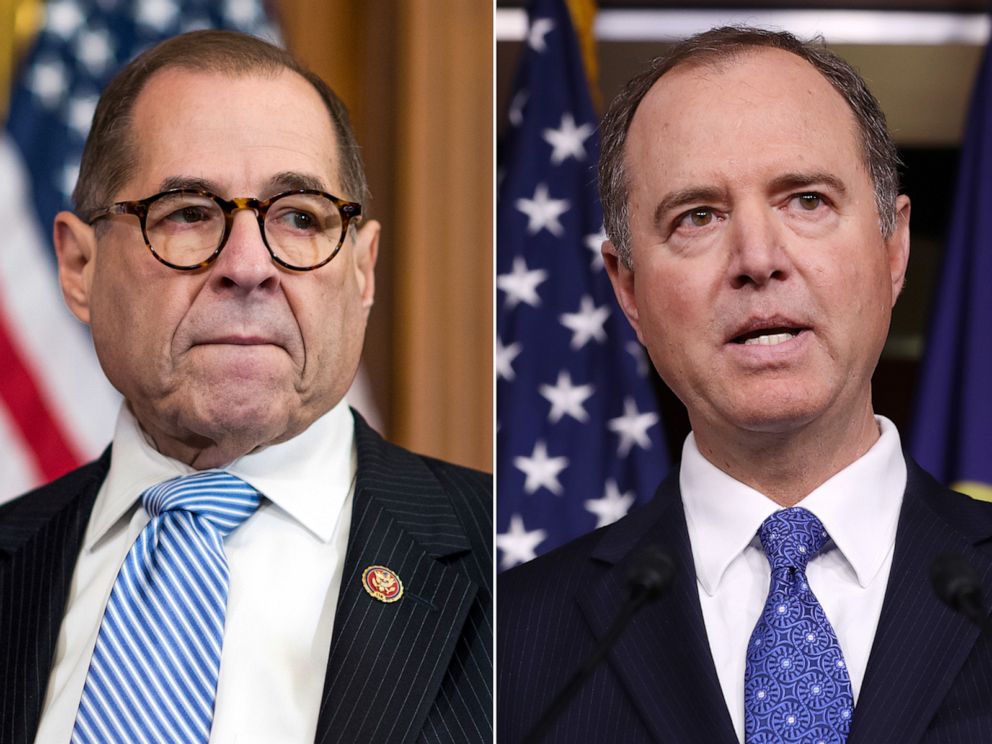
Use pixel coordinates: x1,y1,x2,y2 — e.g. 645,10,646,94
362,565,403,603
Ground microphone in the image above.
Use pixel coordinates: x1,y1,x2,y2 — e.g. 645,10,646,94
627,543,677,603
522,544,676,744
930,553,992,633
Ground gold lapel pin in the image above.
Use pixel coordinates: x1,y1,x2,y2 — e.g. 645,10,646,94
362,565,403,603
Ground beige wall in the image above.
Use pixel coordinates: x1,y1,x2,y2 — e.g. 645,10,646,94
282,0,493,471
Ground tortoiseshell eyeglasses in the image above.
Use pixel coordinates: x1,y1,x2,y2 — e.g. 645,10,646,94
85,188,363,272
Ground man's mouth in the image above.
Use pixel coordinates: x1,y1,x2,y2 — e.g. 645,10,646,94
727,314,811,349
200,336,277,346
733,328,803,346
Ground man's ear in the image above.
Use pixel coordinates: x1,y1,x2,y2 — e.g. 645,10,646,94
602,240,645,345
353,219,379,309
53,211,97,325
886,194,911,305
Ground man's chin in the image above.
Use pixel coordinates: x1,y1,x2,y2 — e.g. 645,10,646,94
716,394,828,437
171,390,298,452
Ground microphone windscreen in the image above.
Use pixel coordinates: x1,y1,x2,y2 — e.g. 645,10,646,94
930,553,983,618
626,544,676,601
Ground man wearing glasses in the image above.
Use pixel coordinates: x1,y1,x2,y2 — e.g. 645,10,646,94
0,30,491,744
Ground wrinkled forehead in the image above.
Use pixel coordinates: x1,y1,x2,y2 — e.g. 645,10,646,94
125,66,343,198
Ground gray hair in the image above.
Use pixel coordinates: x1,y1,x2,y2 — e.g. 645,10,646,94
75,30,369,217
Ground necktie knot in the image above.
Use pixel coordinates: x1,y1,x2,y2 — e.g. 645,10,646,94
759,507,829,573
142,471,261,538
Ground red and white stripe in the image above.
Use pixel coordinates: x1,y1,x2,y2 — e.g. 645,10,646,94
0,138,119,503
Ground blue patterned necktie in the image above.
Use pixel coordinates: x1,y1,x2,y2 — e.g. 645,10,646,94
72,471,261,744
744,508,854,744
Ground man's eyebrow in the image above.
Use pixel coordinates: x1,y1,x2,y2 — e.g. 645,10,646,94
158,176,220,193
768,171,848,196
263,171,328,195
653,186,727,229
155,173,330,197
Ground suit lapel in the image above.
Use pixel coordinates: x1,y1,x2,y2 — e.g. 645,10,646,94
314,415,478,744
0,452,109,744
577,474,738,744
850,461,992,743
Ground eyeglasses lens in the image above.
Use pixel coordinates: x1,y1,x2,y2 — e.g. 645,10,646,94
145,192,345,269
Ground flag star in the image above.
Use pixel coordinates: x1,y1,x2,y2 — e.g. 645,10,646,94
45,0,85,39
137,0,179,30
497,514,547,570
508,90,528,127
585,480,636,528
67,94,99,138
608,398,660,457
497,256,548,309
496,336,523,381
514,440,569,495
61,161,80,200
76,28,116,76
626,341,651,378
585,227,607,270
180,15,213,33
29,59,68,108
515,183,570,237
224,0,260,25
527,18,555,52
542,113,594,165
560,295,610,350
255,22,281,44
539,371,594,423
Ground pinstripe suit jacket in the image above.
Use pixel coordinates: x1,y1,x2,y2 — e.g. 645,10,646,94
498,458,992,744
0,412,493,744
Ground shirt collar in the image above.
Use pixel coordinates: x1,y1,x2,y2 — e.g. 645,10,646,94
681,416,906,595
87,399,355,549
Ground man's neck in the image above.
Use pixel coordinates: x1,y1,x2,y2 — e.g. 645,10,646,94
692,405,881,507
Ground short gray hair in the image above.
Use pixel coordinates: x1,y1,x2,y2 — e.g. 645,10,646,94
75,30,369,217
598,26,901,267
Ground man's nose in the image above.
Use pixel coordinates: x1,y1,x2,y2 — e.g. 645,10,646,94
727,204,790,289
211,209,281,291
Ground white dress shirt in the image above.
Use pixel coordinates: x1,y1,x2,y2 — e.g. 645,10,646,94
35,399,357,744
681,416,906,744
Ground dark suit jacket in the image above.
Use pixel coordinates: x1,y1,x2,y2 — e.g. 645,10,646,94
0,412,493,744
498,458,992,743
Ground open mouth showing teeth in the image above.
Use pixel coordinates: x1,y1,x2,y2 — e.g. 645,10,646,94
733,328,802,346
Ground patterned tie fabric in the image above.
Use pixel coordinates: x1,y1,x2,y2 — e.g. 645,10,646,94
744,508,854,744
72,471,261,744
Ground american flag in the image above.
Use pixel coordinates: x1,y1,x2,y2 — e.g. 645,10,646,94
0,0,278,503
496,0,669,571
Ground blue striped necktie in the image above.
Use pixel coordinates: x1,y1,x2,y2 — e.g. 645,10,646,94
744,508,854,744
72,471,261,744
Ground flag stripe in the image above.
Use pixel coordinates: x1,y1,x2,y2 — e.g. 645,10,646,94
0,301,81,480
0,389,39,493
0,139,120,468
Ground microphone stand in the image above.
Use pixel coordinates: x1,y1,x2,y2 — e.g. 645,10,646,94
522,545,675,744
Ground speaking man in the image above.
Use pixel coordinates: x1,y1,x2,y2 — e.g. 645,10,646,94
498,26,992,744
0,30,491,744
